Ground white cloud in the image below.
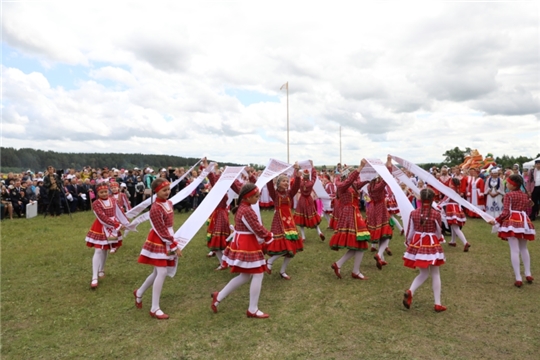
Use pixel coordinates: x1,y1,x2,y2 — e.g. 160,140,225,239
2,1,539,166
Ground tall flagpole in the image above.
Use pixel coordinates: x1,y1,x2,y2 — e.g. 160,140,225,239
339,126,342,165
280,81,289,163
287,83,289,163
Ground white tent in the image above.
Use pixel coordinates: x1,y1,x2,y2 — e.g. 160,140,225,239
523,157,540,170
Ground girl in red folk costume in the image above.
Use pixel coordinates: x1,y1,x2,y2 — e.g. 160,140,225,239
294,161,325,241
402,188,447,312
322,174,336,229
366,156,394,270
265,165,302,280
211,183,273,318
134,179,182,320
205,161,249,270
85,182,123,289
465,168,485,218
439,178,471,251
110,181,131,213
330,160,372,280
489,175,535,287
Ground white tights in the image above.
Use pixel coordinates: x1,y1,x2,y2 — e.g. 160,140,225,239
409,266,442,305
377,239,390,261
450,225,468,245
136,266,168,312
92,248,108,280
298,225,323,239
216,273,264,313
268,255,292,274
336,249,365,276
507,237,532,281
391,215,403,233
215,250,223,265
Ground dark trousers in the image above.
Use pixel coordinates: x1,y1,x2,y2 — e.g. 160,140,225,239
531,186,540,220
48,190,62,216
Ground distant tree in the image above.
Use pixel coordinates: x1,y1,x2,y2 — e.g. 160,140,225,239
442,147,472,166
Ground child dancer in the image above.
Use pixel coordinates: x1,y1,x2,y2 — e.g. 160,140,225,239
294,162,325,241
489,174,535,287
85,182,123,289
440,178,471,251
322,174,336,229
110,181,131,213
134,179,182,319
402,188,447,312
330,160,372,280
366,156,394,270
211,184,273,318
265,165,301,279
205,161,250,269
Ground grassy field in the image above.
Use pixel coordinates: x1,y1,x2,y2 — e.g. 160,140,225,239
1,209,539,360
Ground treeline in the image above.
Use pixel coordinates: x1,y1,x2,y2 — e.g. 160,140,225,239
0,147,242,172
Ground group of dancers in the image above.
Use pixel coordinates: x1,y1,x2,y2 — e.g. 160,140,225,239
84,156,536,319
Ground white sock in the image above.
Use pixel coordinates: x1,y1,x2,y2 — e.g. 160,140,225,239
217,273,251,302
518,239,531,277
138,267,158,298
450,228,456,243
352,251,364,274
280,257,292,274
451,225,467,245
410,267,430,294
248,273,264,313
324,213,330,223
298,226,306,239
215,250,223,264
92,249,105,280
431,266,442,305
316,225,322,235
391,215,403,232
378,239,389,261
268,255,282,269
150,267,167,313
508,237,523,281
336,249,355,268
99,250,108,273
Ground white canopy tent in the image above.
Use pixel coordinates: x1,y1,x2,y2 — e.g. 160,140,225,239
522,157,540,170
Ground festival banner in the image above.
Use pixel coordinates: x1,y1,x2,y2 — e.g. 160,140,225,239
391,155,495,223
125,158,203,219
174,166,245,250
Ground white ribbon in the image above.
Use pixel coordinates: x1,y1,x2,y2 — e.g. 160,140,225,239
174,166,245,250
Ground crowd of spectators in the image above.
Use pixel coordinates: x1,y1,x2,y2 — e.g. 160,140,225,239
0,165,210,220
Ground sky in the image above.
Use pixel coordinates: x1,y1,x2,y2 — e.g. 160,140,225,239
2,1,539,167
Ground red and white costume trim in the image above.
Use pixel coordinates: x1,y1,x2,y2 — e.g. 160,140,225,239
465,176,485,217
495,190,535,241
85,197,123,250
222,201,272,274
294,168,321,227
138,198,179,268
403,204,445,268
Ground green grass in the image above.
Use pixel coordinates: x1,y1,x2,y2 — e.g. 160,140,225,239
1,210,539,359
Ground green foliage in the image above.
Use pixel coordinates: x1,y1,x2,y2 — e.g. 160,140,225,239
1,212,539,359
0,147,241,173
442,146,473,166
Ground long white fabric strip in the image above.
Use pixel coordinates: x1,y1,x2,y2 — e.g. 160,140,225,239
363,158,414,234
391,155,495,223
125,163,216,234
125,158,204,218
252,158,295,221
297,159,331,200
174,166,245,250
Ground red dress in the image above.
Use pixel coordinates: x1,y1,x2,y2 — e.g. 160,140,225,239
222,201,272,273
138,198,179,267
294,168,321,227
205,172,244,252
85,197,123,250
495,190,535,241
465,176,485,218
366,179,393,243
403,205,445,268
440,194,466,227
113,192,131,213
329,180,341,230
329,170,371,251
385,186,399,215
266,173,302,257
